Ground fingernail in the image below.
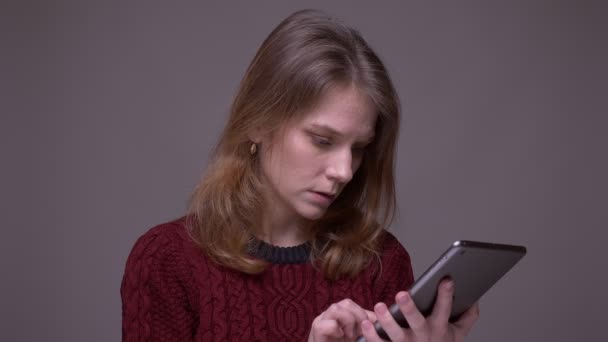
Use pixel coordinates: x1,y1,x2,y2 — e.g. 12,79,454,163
396,292,408,305
376,303,387,314
361,320,372,331
445,280,454,290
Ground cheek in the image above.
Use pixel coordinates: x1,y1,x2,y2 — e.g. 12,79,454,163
265,135,317,181
281,138,317,175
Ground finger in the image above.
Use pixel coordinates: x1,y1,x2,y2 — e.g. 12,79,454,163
395,291,427,332
336,299,373,337
453,303,480,336
431,278,455,325
364,309,377,322
373,302,406,341
312,318,345,339
360,319,384,342
322,303,359,339
337,298,370,323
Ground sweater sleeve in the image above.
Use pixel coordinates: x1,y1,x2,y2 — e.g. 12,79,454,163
121,224,197,341
372,231,415,305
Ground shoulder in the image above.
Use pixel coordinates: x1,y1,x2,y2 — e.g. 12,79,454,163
121,217,202,339
126,217,192,264
366,230,414,303
122,217,198,289
132,216,192,249
378,230,412,265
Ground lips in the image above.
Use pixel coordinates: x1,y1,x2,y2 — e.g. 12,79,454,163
319,191,335,198
310,191,336,203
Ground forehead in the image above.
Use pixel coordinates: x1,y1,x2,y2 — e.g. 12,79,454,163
297,86,377,139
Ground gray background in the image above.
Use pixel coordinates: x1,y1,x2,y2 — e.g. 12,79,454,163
2,1,607,341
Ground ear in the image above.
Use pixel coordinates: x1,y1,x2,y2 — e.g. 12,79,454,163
248,127,264,144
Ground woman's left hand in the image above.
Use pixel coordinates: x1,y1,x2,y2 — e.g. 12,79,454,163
361,279,480,342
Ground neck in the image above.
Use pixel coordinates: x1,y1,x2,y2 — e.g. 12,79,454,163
256,201,312,247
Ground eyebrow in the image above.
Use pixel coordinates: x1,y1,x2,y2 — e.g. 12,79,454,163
308,123,375,143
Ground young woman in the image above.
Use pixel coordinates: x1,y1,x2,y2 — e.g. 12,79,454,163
121,9,479,342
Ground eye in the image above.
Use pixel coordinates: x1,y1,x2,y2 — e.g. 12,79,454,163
311,135,332,148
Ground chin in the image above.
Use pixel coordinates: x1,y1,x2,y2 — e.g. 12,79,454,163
296,205,328,221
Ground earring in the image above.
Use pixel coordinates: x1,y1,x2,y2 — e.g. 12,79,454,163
249,143,257,155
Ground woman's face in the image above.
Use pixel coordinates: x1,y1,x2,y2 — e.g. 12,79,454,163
257,85,377,223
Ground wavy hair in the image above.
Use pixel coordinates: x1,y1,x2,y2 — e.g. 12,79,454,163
188,9,400,280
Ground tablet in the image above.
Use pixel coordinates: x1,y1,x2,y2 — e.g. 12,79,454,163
358,240,526,341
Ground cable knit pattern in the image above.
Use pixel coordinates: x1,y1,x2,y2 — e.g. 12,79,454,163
121,217,414,341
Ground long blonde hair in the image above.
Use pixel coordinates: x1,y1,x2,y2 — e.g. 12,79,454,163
188,9,400,280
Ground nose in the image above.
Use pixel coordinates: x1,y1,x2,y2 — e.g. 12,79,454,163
326,149,354,184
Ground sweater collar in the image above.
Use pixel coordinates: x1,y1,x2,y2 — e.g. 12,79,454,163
247,238,311,264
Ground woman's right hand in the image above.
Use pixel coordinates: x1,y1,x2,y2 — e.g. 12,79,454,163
308,299,377,342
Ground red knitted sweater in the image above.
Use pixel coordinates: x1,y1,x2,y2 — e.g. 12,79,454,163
121,217,414,341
